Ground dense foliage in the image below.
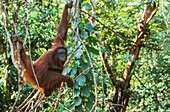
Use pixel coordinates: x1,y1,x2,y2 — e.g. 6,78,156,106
0,0,169,111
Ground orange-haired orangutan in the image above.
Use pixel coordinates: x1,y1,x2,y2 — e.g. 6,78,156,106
13,1,74,96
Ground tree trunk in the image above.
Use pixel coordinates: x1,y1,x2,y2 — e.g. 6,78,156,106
111,1,157,112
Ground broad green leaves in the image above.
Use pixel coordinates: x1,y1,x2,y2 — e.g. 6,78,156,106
85,23,94,32
76,75,86,87
82,87,90,97
74,89,80,97
74,46,83,59
74,97,82,106
80,31,88,39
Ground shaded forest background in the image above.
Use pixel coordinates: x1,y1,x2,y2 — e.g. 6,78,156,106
0,0,169,111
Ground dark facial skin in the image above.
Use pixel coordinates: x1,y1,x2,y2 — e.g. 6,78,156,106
58,48,67,62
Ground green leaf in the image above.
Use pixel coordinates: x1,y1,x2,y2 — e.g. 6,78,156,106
74,97,82,106
75,18,81,26
74,82,79,89
76,75,86,86
62,67,71,75
86,102,93,110
83,3,92,9
86,45,99,55
59,103,64,109
85,23,94,32
82,87,90,97
70,104,75,110
71,68,77,77
74,46,83,59
80,31,88,39
63,110,68,112
88,36,100,45
74,89,80,97
90,47,99,55
77,18,81,24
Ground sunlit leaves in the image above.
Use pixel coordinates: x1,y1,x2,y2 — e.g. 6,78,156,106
86,45,99,55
